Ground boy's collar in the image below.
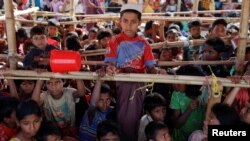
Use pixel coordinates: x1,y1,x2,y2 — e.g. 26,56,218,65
121,32,139,40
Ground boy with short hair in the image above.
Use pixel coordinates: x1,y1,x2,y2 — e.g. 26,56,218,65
105,4,166,141
96,120,121,141
32,78,85,138
23,26,57,69
79,79,114,141
138,93,167,141
184,19,205,61
145,121,171,141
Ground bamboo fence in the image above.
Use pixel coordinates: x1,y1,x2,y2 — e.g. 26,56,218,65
1,70,250,88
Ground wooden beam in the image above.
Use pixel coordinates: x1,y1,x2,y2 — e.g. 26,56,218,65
4,0,17,69
236,0,250,75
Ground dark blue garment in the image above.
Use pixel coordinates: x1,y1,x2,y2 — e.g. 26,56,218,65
23,44,57,69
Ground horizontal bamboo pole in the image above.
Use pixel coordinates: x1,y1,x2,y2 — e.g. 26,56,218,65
80,38,234,57
1,70,249,88
81,60,236,66
14,16,243,25
34,9,241,18
84,16,241,22
0,7,39,21
15,18,102,25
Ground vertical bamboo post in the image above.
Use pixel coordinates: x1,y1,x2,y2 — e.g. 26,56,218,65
236,0,250,75
32,0,37,25
192,0,199,17
177,0,181,12
70,0,74,17
4,0,17,69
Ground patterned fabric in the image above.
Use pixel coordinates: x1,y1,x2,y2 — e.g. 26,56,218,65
170,91,205,141
105,32,155,73
79,107,112,141
41,88,76,128
0,123,17,141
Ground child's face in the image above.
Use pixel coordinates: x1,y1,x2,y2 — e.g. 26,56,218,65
212,24,226,37
46,134,61,141
48,26,58,37
201,44,220,61
120,12,141,38
189,26,201,39
17,114,42,138
66,25,75,32
173,84,186,92
99,132,120,141
166,32,178,42
97,93,111,112
160,49,173,61
154,128,171,141
150,106,167,122
46,79,64,98
31,34,47,49
20,81,35,95
88,32,97,40
99,36,111,48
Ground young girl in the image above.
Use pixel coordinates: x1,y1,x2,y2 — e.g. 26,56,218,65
170,65,206,141
10,99,42,141
138,93,167,141
8,79,36,101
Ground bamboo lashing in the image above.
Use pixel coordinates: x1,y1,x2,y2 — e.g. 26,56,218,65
236,0,250,75
1,70,249,88
0,7,39,21
4,0,17,70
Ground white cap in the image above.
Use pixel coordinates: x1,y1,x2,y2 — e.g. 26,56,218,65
120,4,143,14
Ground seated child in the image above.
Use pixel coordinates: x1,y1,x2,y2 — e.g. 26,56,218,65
184,19,205,61
23,26,57,70
32,79,85,138
170,65,206,141
8,79,35,101
145,121,171,141
138,93,167,141
0,96,19,141
199,36,230,77
10,99,42,141
79,80,114,141
96,120,121,141
36,121,61,141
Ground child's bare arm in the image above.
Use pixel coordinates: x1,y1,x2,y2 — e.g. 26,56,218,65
172,100,198,128
73,80,86,98
7,79,19,99
223,87,241,106
90,79,102,107
32,80,43,105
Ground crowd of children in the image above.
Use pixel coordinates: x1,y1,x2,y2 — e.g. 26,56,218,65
0,0,250,141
